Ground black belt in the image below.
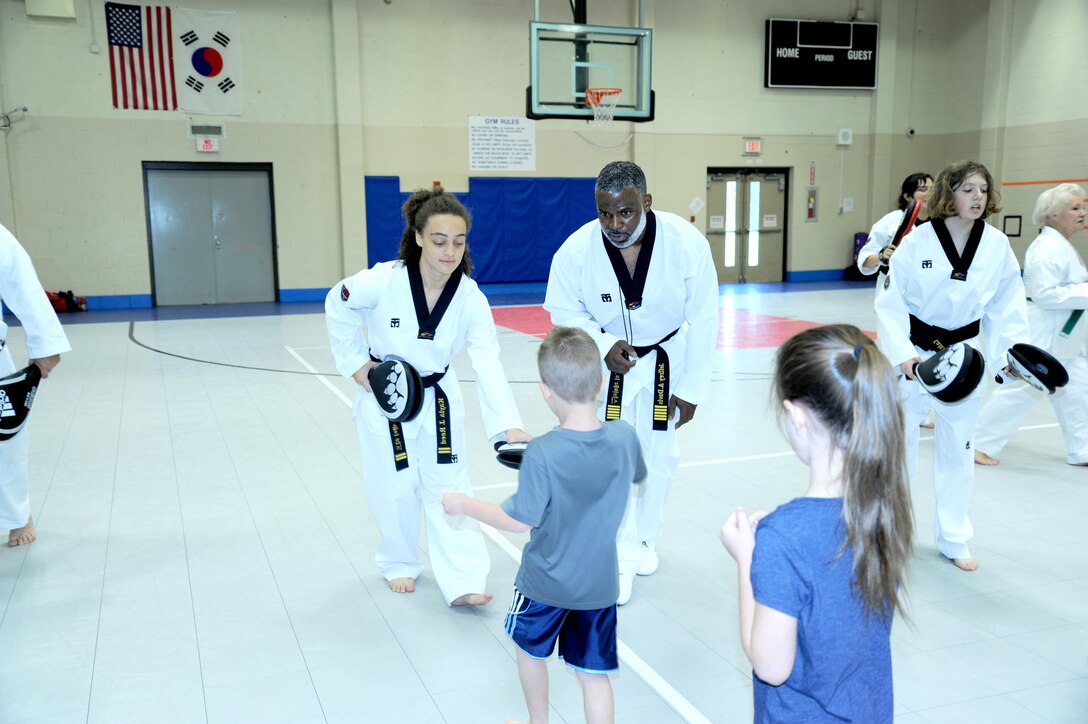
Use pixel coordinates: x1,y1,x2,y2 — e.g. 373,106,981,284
371,355,453,471
908,315,980,352
878,264,889,276
604,328,679,431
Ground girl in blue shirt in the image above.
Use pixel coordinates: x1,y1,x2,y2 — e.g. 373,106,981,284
720,324,913,722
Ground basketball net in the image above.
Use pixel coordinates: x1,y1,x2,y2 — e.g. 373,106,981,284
586,87,622,128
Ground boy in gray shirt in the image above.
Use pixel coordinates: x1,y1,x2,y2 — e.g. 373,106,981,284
443,326,646,724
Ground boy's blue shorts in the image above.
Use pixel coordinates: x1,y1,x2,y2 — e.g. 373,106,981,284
504,586,618,674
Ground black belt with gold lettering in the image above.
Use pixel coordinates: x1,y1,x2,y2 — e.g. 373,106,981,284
371,355,453,471
908,314,980,352
604,328,679,431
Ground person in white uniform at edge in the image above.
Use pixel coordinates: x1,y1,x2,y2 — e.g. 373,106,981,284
858,172,938,430
544,161,719,604
325,188,530,606
0,222,71,547
875,160,1029,572
975,183,1088,467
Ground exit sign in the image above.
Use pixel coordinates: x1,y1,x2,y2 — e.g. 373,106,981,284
743,138,763,156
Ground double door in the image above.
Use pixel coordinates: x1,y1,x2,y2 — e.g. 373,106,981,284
145,163,278,305
706,170,788,284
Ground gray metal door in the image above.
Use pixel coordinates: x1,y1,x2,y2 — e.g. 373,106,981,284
147,167,276,305
706,170,788,284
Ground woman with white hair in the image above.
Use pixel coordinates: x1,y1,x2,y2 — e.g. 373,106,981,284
975,183,1088,466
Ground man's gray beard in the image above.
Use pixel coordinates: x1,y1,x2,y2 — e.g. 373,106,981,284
606,212,646,249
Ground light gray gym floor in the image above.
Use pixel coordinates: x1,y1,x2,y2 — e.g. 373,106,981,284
1,285,1086,723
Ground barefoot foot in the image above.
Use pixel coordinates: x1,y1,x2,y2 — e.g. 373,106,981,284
974,451,999,466
947,556,979,571
920,421,935,429
451,593,493,607
388,577,416,593
8,516,36,547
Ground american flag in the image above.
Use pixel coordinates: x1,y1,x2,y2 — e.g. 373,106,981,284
106,2,177,111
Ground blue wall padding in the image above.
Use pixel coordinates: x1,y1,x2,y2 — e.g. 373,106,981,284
364,176,406,267
364,176,597,283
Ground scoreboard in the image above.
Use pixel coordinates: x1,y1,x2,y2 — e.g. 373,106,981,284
764,19,878,90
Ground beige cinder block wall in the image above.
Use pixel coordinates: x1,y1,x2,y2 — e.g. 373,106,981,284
1,0,1085,297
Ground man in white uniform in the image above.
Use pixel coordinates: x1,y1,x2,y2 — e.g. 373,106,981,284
545,161,719,604
975,183,1088,466
0,222,70,547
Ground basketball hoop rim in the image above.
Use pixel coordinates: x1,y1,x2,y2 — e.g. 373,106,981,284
585,87,623,106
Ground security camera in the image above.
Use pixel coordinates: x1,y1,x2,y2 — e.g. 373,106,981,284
906,127,916,137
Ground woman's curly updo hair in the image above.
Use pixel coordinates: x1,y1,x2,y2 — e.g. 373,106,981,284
396,187,473,276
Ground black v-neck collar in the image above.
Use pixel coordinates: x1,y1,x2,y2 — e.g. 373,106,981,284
602,210,657,310
931,218,984,282
407,263,462,340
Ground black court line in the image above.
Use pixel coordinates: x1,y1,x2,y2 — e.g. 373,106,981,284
126,321,544,383
127,322,340,376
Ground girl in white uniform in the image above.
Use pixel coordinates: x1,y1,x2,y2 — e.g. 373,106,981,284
875,161,1029,571
0,223,71,546
975,184,1088,466
325,188,529,606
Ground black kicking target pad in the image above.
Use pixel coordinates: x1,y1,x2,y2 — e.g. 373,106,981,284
368,359,424,422
1007,343,1068,394
0,365,42,442
494,441,528,470
913,343,984,404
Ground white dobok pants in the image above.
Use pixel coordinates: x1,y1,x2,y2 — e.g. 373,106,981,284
613,386,681,578
975,355,1088,465
0,346,31,530
900,365,982,560
354,414,488,605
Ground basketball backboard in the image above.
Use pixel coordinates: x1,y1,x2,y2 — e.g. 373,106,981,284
527,21,654,122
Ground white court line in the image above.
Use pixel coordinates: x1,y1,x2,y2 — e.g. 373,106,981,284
478,524,712,724
473,482,517,491
285,346,353,406
288,342,712,724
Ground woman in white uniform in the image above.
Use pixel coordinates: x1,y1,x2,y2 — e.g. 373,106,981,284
876,160,1029,571
975,183,1088,466
858,172,937,429
326,188,529,606
857,172,934,286
0,223,71,546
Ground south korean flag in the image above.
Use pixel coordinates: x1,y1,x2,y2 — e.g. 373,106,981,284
173,6,241,115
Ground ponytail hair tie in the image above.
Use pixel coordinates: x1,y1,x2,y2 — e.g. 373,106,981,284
853,343,864,360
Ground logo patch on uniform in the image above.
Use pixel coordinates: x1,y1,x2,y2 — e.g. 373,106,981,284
922,260,933,269
601,293,612,303
390,318,400,328
965,441,971,449
883,275,891,290
340,284,350,301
